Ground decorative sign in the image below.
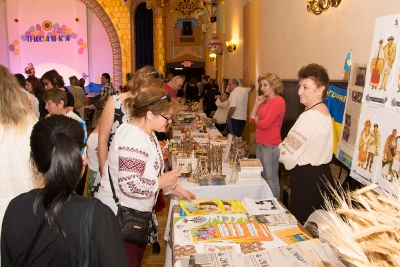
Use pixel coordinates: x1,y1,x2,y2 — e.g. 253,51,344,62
183,60,192,67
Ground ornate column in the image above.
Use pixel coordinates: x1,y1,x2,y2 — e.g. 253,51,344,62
146,0,166,75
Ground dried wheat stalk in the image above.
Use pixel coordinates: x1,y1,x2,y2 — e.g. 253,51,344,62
316,182,400,267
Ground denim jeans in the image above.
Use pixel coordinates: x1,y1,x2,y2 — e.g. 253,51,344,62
256,144,280,199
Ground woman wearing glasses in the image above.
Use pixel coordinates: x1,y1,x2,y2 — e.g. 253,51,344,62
96,88,196,267
97,66,161,180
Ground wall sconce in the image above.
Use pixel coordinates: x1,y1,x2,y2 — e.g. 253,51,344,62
226,39,236,52
209,53,216,62
307,0,341,15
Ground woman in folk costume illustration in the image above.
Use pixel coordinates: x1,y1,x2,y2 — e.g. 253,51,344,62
357,119,371,168
369,40,384,89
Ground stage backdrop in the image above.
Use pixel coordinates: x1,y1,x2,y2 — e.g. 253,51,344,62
2,0,112,87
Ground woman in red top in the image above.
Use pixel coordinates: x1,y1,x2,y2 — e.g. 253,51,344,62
249,73,286,199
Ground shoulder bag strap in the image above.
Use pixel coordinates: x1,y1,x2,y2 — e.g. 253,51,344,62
22,220,46,267
108,166,158,209
79,199,98,267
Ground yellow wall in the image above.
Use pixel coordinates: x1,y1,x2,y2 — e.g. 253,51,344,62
260,1,400,79
222,0,243,80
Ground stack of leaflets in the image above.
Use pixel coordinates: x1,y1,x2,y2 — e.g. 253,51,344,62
238,158,263,180
242,198,286,215
273,226,313,245
190,221,274,243
180,200,247,216
244,240,345,267
180,249,243,267
254,214,297,226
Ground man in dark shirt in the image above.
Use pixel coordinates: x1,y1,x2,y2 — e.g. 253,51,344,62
203,82,221,117
200,75,211,98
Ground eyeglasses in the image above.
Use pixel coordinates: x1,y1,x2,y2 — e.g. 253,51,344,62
148,94,171,105
160,114,172,124
149,71,160,79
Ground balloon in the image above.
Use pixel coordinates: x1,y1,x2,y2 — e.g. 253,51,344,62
36,24,41,30
12,40,19,46
13,49,19,55
78,47,84,54
77,38,83,45
9,44,15,51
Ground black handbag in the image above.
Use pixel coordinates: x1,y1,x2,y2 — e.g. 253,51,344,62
108,167,157,245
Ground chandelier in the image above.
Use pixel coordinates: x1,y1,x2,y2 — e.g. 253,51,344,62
307,0,341,15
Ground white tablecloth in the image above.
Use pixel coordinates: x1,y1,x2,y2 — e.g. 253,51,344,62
163,164,273,267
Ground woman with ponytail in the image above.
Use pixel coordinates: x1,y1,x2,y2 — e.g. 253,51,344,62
1,115,128,266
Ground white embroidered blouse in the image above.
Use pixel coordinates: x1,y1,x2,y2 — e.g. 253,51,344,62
96,122,164,214
278,110,333,170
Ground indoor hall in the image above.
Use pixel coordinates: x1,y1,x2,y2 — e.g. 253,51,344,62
1,1,400,266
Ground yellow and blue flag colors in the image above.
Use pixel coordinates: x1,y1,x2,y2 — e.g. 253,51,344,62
343,51,352,72
325,85,347,154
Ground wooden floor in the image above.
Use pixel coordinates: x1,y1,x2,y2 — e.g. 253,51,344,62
142,194,171,267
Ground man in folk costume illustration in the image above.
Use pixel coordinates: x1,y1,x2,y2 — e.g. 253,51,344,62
382,128,398,181
365,124,381,173
357,120,371,169
379,36,396,91
369,40,384,89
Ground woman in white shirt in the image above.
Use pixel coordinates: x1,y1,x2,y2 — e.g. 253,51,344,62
278,63,334,224
96,88,195,267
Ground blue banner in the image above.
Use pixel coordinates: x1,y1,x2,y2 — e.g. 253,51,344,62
325,85,347,154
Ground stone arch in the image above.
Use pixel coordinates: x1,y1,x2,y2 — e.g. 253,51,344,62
80,0,122,88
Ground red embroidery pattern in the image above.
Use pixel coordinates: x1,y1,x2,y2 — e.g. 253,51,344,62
119,146,148,157
119,156,145,173
150,137,163,173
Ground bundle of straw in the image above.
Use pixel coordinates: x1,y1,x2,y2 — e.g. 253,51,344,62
317,183,400,266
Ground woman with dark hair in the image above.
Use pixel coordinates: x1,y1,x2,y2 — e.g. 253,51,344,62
1,115,128,266
249,73,286,199
96,88,196,267
279,63,334,224
41,69,75,112
26,76,46,119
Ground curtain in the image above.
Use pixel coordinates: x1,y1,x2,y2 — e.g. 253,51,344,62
135,3,153,69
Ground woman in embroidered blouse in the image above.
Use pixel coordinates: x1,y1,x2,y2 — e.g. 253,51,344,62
97,66,161,178
96,88,196,267
249,73,286,199
278,63,334,224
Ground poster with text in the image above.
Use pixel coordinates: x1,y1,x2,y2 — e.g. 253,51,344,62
350,107,400,196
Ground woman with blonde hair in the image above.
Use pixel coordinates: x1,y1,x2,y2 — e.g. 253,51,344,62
249,73,286,199
0,64,37,232
97,66,162,177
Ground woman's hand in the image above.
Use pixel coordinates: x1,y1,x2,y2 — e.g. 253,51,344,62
158,166,181,189
172,185,196,201
254,95,266,106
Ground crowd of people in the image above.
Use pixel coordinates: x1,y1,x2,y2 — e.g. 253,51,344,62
0,62,338,265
